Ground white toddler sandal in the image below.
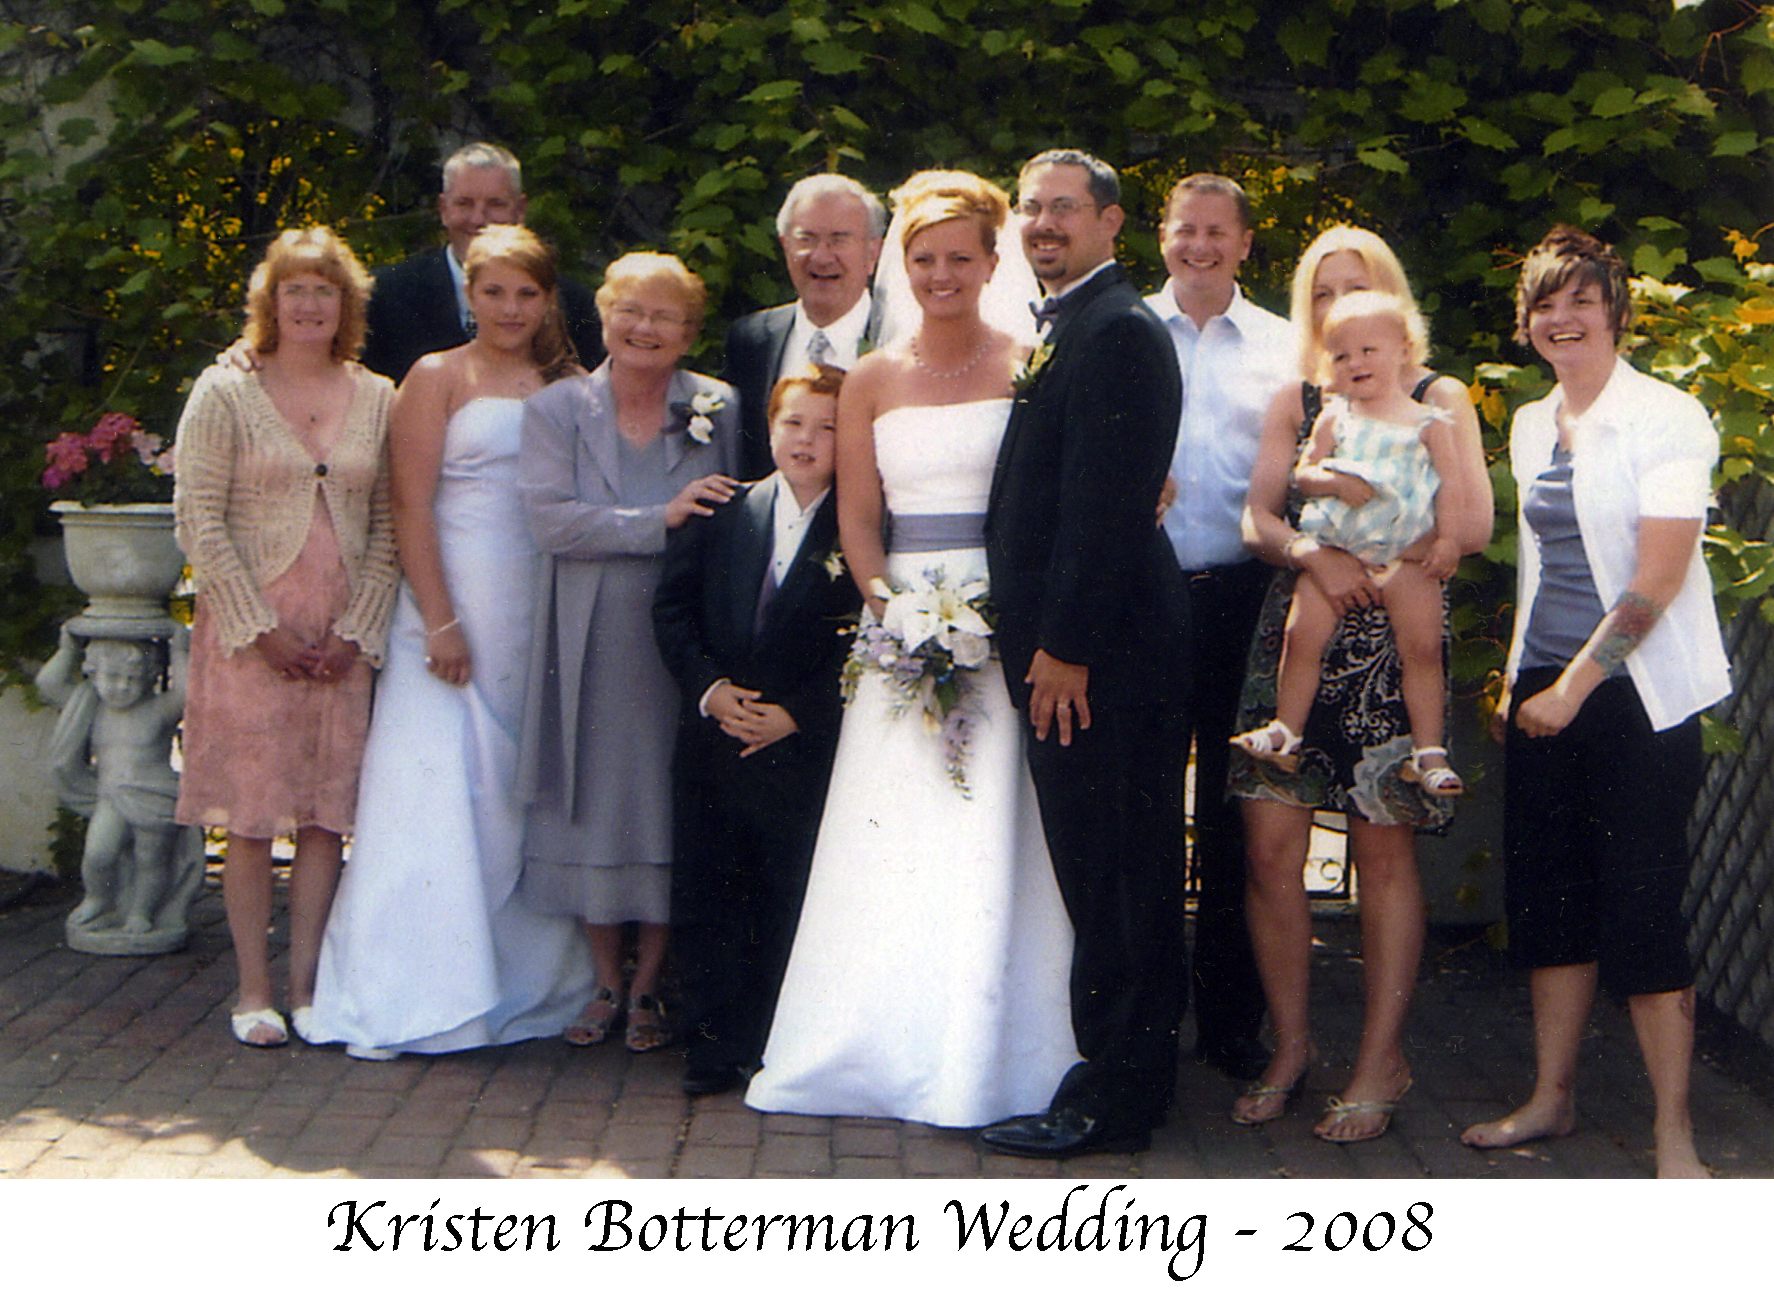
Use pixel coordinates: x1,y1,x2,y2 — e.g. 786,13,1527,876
1231,719,1303,773
1402,745,1463,796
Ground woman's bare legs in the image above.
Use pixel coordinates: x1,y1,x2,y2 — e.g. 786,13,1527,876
573,922,667,999
1460,967,1704,1174
1460,962,1592,1149
630,922,669,1002
223,833,277,1037
286,826,343,1011
1316,817,1420,1140
563,923,626,1043
624,922,671,1052
584,923,626,995
1630,986,1706,1178
1235,799,1317,1121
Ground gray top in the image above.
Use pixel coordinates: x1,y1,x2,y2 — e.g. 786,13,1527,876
1521,442,1610,671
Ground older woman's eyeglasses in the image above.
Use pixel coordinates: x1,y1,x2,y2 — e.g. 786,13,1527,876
610,303,688,328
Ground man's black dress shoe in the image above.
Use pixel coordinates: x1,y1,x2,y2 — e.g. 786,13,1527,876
978,1107,1150,1159
1195,1034,1272,1082
682,1064,743,1097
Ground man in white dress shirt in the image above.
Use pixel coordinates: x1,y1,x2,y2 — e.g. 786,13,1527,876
721,174,886,478
1146,173,1295,1083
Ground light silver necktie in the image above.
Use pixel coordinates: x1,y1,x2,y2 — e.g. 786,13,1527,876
807,329,834,369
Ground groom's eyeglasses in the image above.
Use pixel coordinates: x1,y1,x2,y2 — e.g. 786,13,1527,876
1014,198,1098,221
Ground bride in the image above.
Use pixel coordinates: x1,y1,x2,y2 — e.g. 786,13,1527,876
745,172,1079,1127
304,226,594,1057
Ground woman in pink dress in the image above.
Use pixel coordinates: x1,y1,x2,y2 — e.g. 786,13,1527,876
174,227,398,1048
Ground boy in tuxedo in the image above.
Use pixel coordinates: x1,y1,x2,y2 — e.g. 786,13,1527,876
654,366,859,1097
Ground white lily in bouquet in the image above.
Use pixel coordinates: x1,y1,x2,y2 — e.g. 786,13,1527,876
842,568,995,794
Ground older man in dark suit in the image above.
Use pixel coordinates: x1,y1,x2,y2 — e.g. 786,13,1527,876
980,150,1190,1159
361,142,604,382
720,174,885,479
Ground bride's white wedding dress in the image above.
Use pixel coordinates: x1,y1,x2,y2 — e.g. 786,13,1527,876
307,397,593,1053
744,398,1079,1128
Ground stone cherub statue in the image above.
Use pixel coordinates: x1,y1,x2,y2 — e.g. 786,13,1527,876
34,624,205,954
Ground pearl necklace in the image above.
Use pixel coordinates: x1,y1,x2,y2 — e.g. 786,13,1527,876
911,335,987,380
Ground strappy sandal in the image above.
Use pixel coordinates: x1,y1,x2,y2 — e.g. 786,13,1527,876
625,994,670,1054
1230,1043,1317,1126
1231,1068,1309,1126
230,1007,288,1048
1401,746,1463,796
1231,719,1302,773
563,985,622,1047
1314,1078,1413,1144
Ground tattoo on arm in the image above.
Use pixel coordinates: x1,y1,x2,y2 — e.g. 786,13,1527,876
1592,591,1659,670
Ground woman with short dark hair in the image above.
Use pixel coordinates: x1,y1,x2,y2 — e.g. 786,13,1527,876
1460,226,1728,1178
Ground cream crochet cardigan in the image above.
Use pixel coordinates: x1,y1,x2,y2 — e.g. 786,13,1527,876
172,363,398,663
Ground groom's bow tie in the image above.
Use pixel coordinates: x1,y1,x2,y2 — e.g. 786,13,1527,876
1030,296,1062,332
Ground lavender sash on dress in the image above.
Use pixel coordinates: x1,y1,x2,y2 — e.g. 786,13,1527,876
887,512,986,552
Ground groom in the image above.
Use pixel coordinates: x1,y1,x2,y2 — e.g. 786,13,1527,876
981,150,1191,1158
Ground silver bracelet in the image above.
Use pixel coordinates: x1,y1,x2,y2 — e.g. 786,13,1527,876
426,617,460,638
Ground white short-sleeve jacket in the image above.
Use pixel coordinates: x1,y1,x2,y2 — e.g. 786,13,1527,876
1506,356,1730,731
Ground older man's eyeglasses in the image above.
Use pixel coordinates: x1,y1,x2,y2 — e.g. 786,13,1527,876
787,230,859,254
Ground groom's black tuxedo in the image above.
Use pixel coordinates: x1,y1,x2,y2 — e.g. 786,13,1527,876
653,478,859,1073
986,262,1191,1138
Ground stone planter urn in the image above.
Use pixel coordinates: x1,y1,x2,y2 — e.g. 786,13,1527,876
50,501,184,635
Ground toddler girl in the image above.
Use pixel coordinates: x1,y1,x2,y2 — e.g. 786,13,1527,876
1234,290,1466,795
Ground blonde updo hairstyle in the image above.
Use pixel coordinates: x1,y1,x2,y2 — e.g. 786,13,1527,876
1315,289,1429,387
243,226,374,361
464,225,577,382
595,251,708,335
892,170,1011,256
1289,225,1425,382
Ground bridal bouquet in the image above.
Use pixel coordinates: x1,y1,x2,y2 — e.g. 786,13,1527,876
842,569,994,795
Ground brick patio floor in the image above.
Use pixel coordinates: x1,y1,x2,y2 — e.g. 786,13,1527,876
3,870,1770,1180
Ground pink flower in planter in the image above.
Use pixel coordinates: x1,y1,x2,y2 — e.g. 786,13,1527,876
41,412,174,503
43,433,91,489
86,412,141,462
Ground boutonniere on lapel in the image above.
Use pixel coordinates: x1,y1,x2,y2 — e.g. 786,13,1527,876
1013,339,1055,394
670,392,725,444
822,550,847,582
